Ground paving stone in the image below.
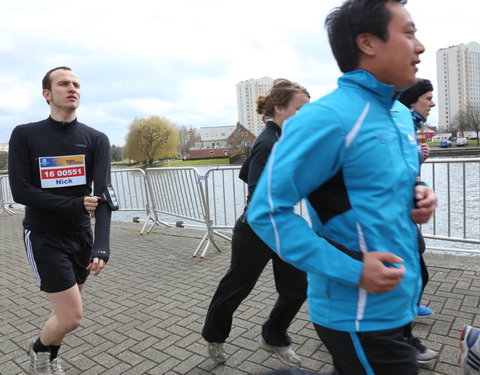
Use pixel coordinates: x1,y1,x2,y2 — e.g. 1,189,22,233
2,212,479,374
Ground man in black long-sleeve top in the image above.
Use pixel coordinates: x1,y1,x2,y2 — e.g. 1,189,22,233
8,66,113,375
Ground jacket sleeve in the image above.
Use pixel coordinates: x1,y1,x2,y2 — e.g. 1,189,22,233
247,106,364,285
8,126,86,213
90,132,112,262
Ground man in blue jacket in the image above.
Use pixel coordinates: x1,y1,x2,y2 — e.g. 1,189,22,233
247,0,437,374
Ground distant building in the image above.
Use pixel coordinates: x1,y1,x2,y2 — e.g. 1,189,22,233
431,133,452,142
236,76,274,135
0,143,8,152
417,125,436,143
188,124,255,159
195,125,237,149
436,41,480,131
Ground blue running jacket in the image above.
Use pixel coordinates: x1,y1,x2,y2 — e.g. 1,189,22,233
247,70,422,332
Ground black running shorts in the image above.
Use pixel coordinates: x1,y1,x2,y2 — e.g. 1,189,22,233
23,229,93,293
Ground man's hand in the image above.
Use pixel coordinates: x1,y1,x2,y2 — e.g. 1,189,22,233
86,257,105,276
359,252,405,293
411,185,437,224
420,143,430,160
84,196,100,214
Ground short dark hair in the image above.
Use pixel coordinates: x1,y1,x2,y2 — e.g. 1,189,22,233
42,66,72,90
325,0,407,73
256,79,310,123
398,78,434,107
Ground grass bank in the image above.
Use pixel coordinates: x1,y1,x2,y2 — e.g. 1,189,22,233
112,158,231,169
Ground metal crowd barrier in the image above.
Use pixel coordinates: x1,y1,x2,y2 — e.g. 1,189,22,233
2,156,479,257
145,167,227,258
198,166,310,257
0,175,15,215
420,157,480,253
110,168,153,232
202,166,247,229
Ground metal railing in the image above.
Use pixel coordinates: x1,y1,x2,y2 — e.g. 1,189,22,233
145,167,228,258
202,166,247,229
0,169,153,221
110,168,153,232
1,157,479,256
0,175,15,215
420,157,480,253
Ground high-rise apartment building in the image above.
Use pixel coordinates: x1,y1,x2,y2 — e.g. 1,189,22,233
236,76,274,135
436,41,480,131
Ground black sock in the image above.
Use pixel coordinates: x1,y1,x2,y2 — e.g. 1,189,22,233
50,345,61,361
33,337,50,353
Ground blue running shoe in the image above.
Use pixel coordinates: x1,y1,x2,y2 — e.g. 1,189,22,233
461,325,480,375
417,304,433,317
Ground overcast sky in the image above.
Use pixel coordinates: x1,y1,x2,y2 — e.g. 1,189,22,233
0,0,478,146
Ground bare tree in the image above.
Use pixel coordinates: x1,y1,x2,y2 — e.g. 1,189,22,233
467,106,480,146
178,126,199,158
451,109,470,138
452,107,480,145
125,116,179,165
111,145,124,162
0,151,7,170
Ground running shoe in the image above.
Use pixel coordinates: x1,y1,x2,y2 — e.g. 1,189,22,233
406,336,438,364
207,342,226,364
259,337,302,367
461,325,480,374
50,358,65,375
27,339,51,375
417,304,434,317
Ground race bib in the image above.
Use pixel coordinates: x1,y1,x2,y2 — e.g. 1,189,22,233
39,155,86,188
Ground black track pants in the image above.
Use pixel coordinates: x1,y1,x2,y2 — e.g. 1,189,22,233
202,218,307,346
315,324,418,375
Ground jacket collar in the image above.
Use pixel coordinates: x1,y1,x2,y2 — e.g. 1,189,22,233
265,120,282,137
339,70,398,110
410,109,426,131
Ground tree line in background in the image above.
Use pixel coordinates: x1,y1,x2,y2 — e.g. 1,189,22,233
451,107,480,145
3,107,477,171
0,151,7,170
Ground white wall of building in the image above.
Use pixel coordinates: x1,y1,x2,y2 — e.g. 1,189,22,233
195,126,237,149
436,41,480,131
236,76,273,135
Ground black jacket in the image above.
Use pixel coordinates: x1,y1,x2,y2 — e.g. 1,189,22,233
239,120,281,204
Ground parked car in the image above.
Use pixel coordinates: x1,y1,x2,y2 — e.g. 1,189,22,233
440,140,452,148
456,137,468,146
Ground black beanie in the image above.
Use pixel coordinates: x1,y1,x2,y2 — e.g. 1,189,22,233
398,79,434,108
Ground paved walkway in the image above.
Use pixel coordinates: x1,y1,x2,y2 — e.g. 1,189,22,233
1,211,479,374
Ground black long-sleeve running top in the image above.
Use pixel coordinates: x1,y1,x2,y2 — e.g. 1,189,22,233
8,116,112,261
239,120,281,203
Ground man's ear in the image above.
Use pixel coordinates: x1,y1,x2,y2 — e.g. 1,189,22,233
356,32,377,56
42,89,51,102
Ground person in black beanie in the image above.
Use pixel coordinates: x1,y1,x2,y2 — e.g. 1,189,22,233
398,78,438,364
399,78,435,163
